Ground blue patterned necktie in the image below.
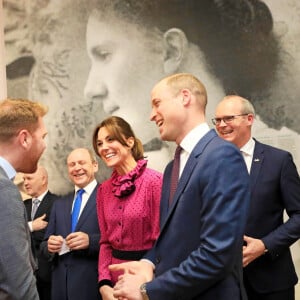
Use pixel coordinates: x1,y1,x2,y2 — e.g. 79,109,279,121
71,189,85,232
169,146,182,207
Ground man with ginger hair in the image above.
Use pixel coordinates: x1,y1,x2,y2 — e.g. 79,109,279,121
0,98,48,299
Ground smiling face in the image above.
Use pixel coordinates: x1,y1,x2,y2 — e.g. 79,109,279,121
96,126,136,174
84,12,165,144
67,148,98,188
150,81,186,144
214,97,254,148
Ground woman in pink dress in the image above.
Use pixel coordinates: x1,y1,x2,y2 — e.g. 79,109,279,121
92,116,162,300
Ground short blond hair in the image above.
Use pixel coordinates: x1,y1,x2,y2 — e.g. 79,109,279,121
223,95,256,115
164,73,207,109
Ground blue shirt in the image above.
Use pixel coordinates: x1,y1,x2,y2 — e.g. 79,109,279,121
0,157,16,180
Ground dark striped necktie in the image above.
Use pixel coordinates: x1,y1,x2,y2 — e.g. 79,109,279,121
169,146,182,207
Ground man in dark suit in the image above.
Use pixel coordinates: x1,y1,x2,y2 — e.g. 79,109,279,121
0,98,48,299
214,95,300,300
23,165,59,300
111,73,250,300
40,148,101,300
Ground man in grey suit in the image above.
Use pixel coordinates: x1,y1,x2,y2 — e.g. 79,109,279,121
23,165,60,300
0,98,48,300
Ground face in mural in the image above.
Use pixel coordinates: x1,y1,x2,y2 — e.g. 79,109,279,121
84,13,165,145
83,5,236,173
83,0,286,139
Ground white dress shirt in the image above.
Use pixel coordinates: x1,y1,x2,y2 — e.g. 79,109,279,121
73,179,97,218
240,138,255,174
179,123,210,177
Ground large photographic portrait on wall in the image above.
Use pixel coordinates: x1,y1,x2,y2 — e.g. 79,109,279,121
3,0,300,194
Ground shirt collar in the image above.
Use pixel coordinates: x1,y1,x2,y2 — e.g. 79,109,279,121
240,138,255,156
180,123,210,154
75,179,97,196
0,157,16,180
35,190,49,202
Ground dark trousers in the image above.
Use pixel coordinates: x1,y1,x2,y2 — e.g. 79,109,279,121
244,276,295,300
37,278,51,300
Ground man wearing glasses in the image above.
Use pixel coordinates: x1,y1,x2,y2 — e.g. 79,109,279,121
213,95,300,300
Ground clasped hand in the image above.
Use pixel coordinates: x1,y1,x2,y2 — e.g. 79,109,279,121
47,231,89,253
109,261,154,300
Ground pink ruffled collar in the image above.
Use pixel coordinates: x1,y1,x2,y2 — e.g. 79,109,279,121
111,159,147,198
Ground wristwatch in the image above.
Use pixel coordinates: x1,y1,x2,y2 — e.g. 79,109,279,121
140,283,149,300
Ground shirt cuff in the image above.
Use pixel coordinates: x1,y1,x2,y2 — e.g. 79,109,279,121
140,258,155,270
28,221,33,232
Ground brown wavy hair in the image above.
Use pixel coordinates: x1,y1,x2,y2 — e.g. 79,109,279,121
92,116,144,161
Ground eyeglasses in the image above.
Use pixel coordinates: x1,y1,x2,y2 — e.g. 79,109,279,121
211,114,248,126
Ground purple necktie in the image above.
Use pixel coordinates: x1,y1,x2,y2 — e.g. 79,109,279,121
169,146,182,206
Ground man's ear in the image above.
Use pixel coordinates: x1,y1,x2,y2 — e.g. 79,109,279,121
19,129,32,149
93,160,99,173
163,28,188,74
247,113,255,125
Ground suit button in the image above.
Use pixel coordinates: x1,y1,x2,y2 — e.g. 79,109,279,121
155,257,161,264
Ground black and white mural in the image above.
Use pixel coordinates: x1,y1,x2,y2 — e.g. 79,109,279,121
3,0,300,195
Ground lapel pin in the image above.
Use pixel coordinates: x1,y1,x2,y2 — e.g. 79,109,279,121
254,158,260,162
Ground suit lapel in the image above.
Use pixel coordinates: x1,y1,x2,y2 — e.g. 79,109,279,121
161,130,217,231
75,185,98,230
65,193,74,232
168,155,198,211
25,199,33,220
35,192,51,217
250,141,264,191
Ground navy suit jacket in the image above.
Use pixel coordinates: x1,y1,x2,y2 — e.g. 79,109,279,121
41,185,101,300
145,129,250,300
244,140,300,293
24,191,59,283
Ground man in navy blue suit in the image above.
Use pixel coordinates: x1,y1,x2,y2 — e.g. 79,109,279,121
111,73,250,300
41,148,101,300
214,95,300,300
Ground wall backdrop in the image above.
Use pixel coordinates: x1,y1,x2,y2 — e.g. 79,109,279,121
3,0,300,195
